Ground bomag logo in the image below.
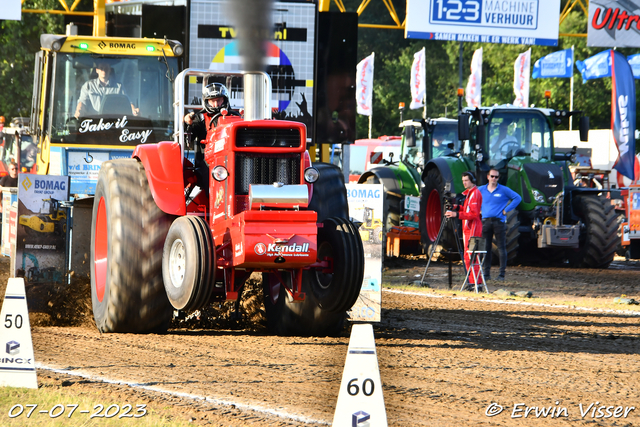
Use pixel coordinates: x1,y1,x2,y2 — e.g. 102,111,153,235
21,177,32,192
98,41,106,50
109,42,136,49
34,180,66,191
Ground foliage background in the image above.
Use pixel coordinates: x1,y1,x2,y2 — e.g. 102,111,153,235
0,0,65,120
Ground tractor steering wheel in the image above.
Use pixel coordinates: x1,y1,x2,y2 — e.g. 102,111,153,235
499,141,520,157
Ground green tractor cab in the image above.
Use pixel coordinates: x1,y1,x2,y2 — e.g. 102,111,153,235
358,117,459,246
420,106,617,268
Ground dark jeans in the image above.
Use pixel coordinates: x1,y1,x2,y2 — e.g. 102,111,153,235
482,217,507,278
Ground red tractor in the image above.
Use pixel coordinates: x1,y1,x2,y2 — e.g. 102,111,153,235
90,70,364,336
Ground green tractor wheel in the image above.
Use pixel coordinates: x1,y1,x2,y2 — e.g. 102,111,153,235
566,195,618,268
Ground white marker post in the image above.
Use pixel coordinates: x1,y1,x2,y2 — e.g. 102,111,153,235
0,278,38,389
333,324,387,426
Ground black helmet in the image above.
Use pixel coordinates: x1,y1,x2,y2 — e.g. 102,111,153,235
203,83,230,114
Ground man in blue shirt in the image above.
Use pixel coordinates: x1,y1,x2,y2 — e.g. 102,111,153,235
478,168,522,281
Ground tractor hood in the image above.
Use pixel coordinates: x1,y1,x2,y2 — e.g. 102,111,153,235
521,162,564,203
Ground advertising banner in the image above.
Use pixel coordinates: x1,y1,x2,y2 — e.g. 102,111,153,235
409,48,426,110
611,51,637,180
346,184,383,322
2,189,18,257
356,53,375,116
576,50,612,82
189,0,316,137
532,48,574,79
466,47,483,108
403,196,420,228
405,0,560,46
627,53,640,78
588,0,640,47
513,49,531,107
14,175,69,284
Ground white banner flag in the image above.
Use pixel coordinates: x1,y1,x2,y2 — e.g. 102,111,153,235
356,53,375,116
513,49,531,107
466,48,483,108
410,47,426,110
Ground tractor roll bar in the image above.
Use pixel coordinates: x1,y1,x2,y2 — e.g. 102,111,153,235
173,69,273,162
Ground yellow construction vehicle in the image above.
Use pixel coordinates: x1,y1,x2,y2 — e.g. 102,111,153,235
30,33,184,194
357,206,383,244
19,198,67,235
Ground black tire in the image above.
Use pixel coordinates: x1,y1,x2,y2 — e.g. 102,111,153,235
162,216,214,311
91,159,173,333
419,168,458,258
490,209,520,265
615,212,626,257
262,271,345,336
308,163,349,222
309,217,364,312
363,174,401,232
262,165,364,336
566,195,618,268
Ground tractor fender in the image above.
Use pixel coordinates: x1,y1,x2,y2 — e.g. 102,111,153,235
133,141,186,216
422,157,471,195
422,158,454,188
358,167,402,196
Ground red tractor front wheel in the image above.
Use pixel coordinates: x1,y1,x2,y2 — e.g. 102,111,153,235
162,215,215,311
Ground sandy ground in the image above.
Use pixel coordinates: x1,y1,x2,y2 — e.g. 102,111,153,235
1,256,640,426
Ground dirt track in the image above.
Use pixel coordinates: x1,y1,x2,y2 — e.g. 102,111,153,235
2,256,640,426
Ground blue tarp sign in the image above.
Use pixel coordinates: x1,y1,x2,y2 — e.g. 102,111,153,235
576,50,611,83
612,50,636,180
532,48,573,79
627,53,640,79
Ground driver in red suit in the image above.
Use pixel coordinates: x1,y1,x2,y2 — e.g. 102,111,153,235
445,171,483,286
184,82,240,142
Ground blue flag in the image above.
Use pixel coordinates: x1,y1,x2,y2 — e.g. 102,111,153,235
627,53,640,79
612,50,636,181
575,50,611,83
532,49,573,79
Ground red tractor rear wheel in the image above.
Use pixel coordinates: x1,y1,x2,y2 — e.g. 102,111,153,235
262,164,364,336
91,159,173,333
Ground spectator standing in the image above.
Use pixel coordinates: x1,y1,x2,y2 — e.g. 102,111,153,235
0,161,18,188
478,168,522,281
445,171,483,286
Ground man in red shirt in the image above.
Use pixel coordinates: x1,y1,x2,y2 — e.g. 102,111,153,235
445,171,483,285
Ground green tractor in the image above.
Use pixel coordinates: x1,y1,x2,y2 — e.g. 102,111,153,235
419,106,618,268
357,118,459,237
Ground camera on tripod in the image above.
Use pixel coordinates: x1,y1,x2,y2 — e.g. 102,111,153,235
443,191,458,212
442,182,465,212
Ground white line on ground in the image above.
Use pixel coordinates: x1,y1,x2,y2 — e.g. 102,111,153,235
384,288,640,316
35,363,330,425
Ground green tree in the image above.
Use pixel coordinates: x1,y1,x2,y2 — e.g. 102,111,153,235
0,0,63,120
